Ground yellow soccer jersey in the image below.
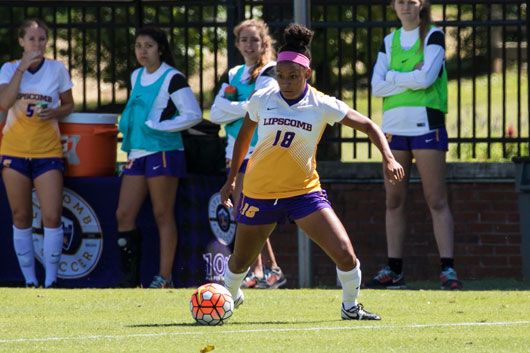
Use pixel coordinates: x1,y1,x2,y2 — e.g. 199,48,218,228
243,85,350,199
0,59,73,158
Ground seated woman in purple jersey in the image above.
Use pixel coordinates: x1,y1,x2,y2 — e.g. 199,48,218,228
220,23,404,320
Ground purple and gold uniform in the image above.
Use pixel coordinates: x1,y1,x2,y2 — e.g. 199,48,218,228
243,85,349,199
0,59,73,158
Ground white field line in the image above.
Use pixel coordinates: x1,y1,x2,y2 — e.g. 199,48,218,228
0,320,529,344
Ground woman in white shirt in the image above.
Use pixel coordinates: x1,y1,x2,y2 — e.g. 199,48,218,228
0,19,74,288
116,27,202,288
369,0,462,290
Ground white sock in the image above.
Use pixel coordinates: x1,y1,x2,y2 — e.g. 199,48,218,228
13,225,38,286
44,226,64,287
337,259,362,308
223,264,248,299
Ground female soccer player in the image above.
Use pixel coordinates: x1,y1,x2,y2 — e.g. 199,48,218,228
116,27,202,288
0,19,74,288
221,23,404,320
210,19,286,289
369,0,462,290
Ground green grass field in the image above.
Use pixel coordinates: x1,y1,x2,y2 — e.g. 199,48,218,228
1,281,529,353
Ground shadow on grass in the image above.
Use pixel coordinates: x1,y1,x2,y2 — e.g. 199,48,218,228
127,319,337,328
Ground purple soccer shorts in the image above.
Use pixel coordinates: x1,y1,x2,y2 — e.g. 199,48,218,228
122,150,186,178
236,190,332,225
0,155,64,179
386,128,448,151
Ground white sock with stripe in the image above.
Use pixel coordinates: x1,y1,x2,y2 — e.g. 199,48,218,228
337,259,362,309
44,226,64,287
13,225,38,286
223,264,247,300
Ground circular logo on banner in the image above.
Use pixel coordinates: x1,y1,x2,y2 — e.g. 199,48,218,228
32,188,103,279
208,192,236,246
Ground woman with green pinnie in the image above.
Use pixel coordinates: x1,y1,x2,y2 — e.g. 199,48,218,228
369,0,461,290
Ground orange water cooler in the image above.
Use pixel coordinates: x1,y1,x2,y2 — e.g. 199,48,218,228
60,113,118,177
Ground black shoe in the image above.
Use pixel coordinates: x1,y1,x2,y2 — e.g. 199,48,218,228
341,303,381,320
117,230,142,287
25,282,39,288
45,281,58,289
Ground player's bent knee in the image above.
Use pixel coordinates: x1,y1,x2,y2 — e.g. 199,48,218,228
334,248,356,270
228,256,251,274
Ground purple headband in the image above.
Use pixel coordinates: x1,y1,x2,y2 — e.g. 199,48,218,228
277,51,310,68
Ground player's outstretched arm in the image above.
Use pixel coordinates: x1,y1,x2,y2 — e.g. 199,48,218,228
220,114,257,207
340,109,405,183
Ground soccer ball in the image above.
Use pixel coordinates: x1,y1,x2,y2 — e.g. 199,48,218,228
190,283,234,325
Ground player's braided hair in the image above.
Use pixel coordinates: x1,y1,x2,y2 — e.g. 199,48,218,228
278,23,314,61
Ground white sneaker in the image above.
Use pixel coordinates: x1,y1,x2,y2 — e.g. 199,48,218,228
234,289,245,309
